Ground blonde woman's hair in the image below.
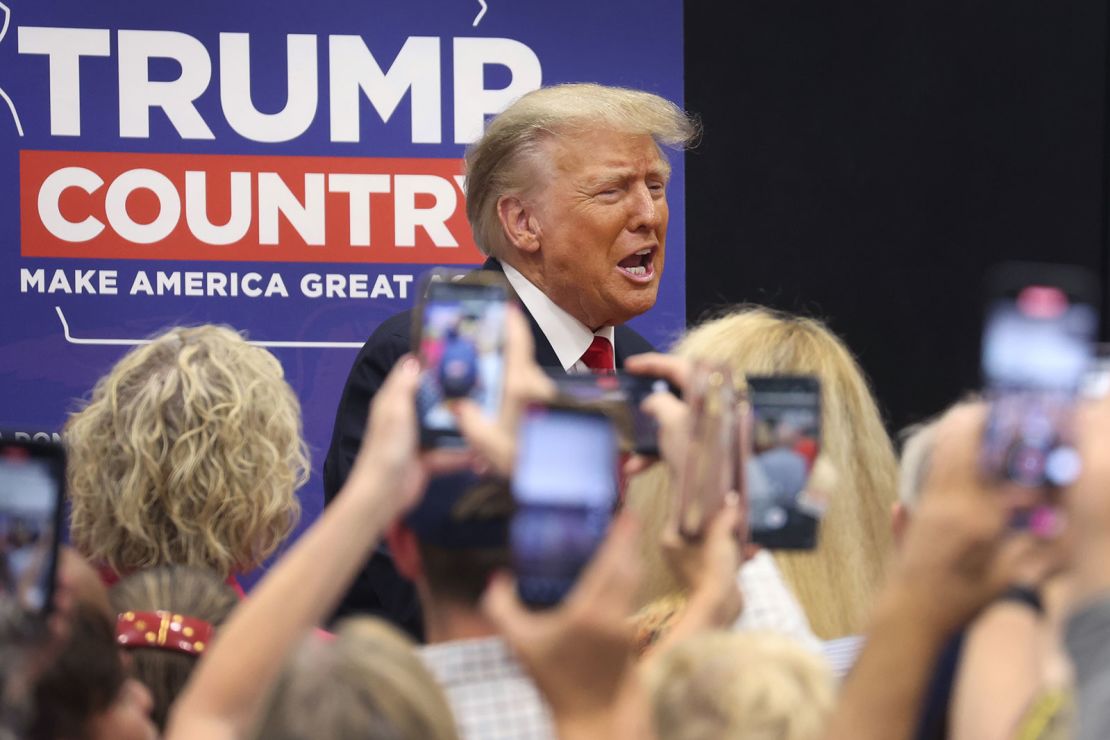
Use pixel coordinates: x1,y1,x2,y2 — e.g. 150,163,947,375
626,305,898,638
65,325,308,576
464,82,699,257
647,631,835,740
252,617,460,740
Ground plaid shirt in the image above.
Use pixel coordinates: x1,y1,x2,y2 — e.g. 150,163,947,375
420,636,556,740
733,550,823,654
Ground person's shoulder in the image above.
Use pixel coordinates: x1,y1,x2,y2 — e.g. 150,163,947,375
355,310,413,359
369,309,413,341
614,323,655,358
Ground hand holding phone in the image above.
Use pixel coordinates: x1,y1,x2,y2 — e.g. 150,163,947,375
550,372,673,456
0,437,65,616
510,404,620,608
413,269,511,449
676,363,737,540
980,263,1099,534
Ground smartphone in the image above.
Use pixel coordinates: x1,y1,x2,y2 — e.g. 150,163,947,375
981,263,1099,529
413,270,510,448
676,364,737,539
510,404,619,608
0,437,65,615
550,372,672,456
746,376,823,550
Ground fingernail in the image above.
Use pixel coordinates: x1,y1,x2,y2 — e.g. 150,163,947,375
402,357,420,374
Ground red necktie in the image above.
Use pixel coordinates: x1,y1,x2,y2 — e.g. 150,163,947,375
580,335,615,374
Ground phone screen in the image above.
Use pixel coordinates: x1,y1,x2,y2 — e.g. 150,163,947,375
511,405,618,607
415,276,509,447
746,376,822,550
981,275,1098,502
550,372,671,456
0,439,65,615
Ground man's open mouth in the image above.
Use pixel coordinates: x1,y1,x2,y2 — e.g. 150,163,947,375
617,247,656,281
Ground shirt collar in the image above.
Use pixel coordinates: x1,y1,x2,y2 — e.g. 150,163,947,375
500,262,616,372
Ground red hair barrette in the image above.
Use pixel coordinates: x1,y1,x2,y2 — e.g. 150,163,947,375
116,610,214,656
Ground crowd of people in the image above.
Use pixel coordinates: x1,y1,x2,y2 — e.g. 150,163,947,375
4,82,1110,740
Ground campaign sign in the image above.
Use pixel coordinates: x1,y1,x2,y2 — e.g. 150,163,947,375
0,0,685,573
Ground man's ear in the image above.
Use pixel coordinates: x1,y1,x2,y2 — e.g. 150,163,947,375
387,522,423,583
496,194,542,255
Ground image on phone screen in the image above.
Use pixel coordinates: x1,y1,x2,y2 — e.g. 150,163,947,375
747,376,822,550
982,278,1097,494
511,405,618,608
0,440,64,614
415,277,508,447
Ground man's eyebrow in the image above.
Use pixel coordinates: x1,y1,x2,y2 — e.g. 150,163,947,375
581,164,671,188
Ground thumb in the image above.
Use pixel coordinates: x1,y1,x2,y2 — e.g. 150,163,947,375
482,571,528,634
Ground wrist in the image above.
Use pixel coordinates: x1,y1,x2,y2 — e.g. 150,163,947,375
996,584,1044,616
688,578,742,626
872,583,960,646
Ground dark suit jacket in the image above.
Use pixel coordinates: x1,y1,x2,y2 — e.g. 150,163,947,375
322,257,655,636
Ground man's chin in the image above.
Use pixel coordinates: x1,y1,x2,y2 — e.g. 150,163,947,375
607,286,660,325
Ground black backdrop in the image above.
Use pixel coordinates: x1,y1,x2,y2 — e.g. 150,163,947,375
683,0,1108,433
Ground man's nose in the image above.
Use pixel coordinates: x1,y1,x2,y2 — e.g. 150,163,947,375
627,183,663,231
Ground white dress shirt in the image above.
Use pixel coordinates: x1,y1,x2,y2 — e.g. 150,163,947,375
501,262,616,373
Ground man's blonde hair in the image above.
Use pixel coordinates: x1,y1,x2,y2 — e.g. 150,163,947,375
626,306,899,638
647,631,835,740
464,82,699,257
66,325,308,576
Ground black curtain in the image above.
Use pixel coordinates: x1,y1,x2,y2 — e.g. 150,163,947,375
684,0,1108,432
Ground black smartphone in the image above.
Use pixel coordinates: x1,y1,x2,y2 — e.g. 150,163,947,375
746,376,823,550
981,263,1099,531
0,437,65,616
510,404,619,608
550,372,672,456
413,270,510,448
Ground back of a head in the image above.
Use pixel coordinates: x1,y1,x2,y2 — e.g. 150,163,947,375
109,566,238,730
28,605,127,740
647,631,834,740
253,618,459,740
464,83,699,257
897,418,940,513
407,474,515,607
65,324,309,577
672,306,898,637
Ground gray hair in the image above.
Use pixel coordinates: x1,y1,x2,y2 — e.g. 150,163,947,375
464,83,699,257
897,420,938,510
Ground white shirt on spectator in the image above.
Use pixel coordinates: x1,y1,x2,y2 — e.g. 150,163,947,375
420,635,555,740
734,550,823,655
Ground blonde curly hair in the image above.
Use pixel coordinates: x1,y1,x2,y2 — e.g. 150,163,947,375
65,325,308,577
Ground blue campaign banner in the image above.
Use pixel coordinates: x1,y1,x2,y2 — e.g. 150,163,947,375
0,0,685,571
